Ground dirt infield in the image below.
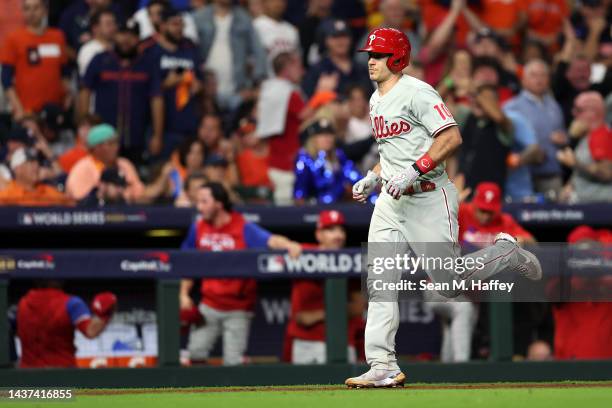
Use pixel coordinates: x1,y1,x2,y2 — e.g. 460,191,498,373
79,382,612,395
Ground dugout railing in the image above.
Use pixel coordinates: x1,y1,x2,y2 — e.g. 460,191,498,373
1,203,611,387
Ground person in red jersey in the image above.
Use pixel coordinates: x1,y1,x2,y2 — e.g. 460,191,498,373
285,210,366,364
0,0,70,119
180,182,302,365
459,182,535,247
16,280,116,368
427,181,535,362
552,225,612,360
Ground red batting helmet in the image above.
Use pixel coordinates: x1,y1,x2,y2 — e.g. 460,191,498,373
359,28,411,73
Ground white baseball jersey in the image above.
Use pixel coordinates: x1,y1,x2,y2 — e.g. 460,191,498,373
369,75,457,182
253,15,300,59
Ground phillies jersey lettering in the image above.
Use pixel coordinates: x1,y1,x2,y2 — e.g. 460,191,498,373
371,115,412,139
369,75,457,181
198,233,237,251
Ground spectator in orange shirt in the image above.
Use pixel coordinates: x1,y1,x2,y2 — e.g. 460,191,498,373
0,148,71,206
473,0,527,50
0,0,71,119
525,0,569,50
65,123,145,203
236,118,272,202
58,114,103,173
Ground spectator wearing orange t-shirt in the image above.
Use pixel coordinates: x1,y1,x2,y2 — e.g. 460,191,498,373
236,118,271,202
66,124,145,203
0,0,70,119
0,148,71,206
525,0,569,50
475,0,527,49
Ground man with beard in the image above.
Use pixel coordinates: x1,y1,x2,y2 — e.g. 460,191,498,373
146,8,203,158
180,182,302,365
79,21,163,165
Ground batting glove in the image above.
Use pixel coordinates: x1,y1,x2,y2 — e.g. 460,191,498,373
91,292,117,319
386,165,419,199
352,170,381,203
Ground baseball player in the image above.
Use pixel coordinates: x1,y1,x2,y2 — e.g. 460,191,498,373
180,182,302,365
285,210,365,364
346,28,542,388
17,281,116,368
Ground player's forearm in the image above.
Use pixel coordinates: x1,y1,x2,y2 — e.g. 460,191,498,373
180,279,194,297
427,126,462,164
295,310,325,327
84,317,109,339
371,163,382,177
268,234,295,251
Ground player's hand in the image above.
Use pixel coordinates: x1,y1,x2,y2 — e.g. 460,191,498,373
352,170,381,203
286,241,303,259
386,166,419,199
91,292,117,318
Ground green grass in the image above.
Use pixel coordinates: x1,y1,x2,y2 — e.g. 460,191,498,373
3,384,611,408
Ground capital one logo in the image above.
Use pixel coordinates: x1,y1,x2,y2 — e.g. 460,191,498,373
369,34,376,45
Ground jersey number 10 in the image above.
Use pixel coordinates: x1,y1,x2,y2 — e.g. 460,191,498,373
433,103,453,120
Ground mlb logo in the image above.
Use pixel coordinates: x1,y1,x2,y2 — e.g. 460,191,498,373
258,255,285,273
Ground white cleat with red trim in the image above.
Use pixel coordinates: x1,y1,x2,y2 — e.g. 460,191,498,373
494,233,542,281
345,369,406,388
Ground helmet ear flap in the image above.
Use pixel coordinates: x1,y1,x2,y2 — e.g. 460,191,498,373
386,49,408,73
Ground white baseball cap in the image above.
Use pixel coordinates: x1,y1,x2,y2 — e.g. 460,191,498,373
10,148,37,170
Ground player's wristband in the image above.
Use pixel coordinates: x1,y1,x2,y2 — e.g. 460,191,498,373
412,153,437,176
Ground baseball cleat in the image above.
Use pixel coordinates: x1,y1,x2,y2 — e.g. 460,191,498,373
345,369,406,388
515,247,542,280
494,233,542,281
494,232,517,245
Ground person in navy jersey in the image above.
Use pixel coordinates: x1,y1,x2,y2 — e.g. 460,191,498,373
79,21,163,166
16,280,116,368
179,182,302,365
146,8,203,158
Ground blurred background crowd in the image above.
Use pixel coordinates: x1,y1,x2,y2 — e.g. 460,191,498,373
0,0,609,207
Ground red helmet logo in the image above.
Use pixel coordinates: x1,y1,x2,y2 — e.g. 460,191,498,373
359,28,411,73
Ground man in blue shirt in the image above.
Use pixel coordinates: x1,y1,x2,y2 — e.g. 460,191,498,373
79,21,163,166
504,59,567,199
503,108,545,201
146,8,203,159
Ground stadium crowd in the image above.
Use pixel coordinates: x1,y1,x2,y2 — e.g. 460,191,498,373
0,0,610,206
3,0,612,367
